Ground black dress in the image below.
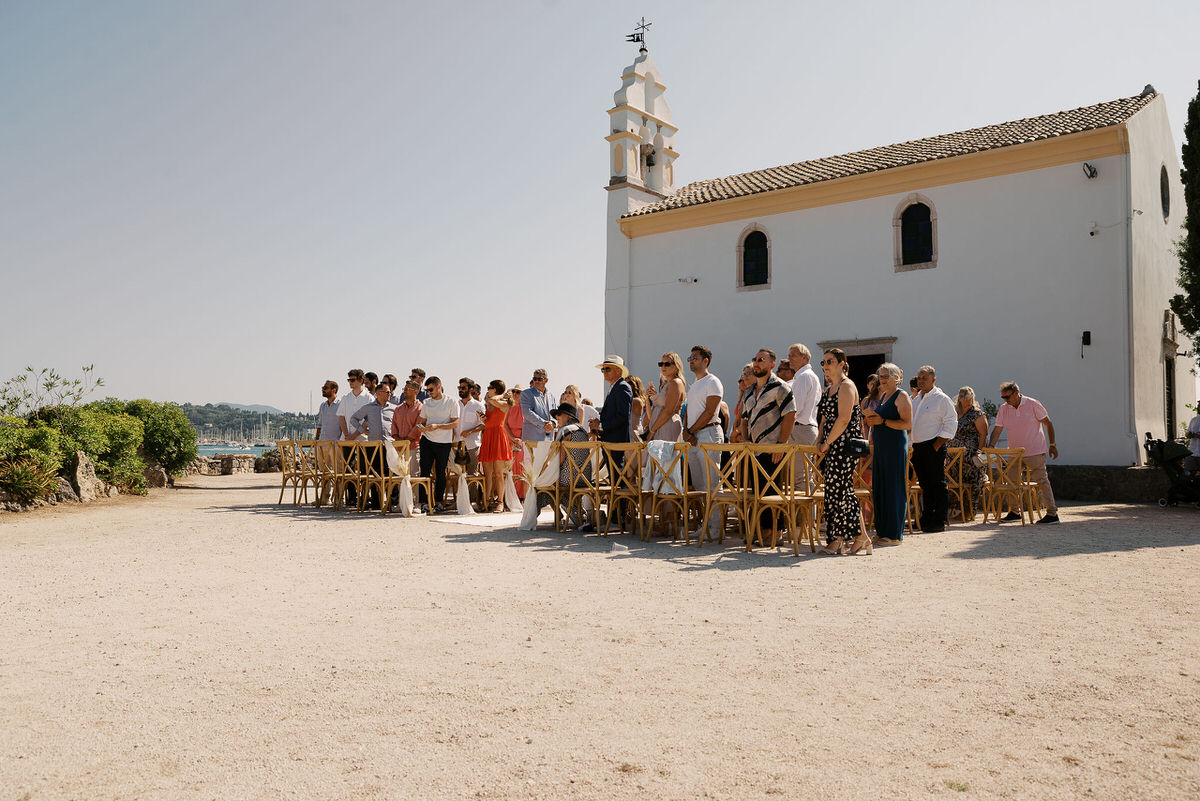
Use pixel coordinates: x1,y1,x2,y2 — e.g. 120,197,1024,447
818,387,864,544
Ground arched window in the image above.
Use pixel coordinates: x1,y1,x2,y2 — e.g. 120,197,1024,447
738,228,770,289
901,204,932,264
893,194,938,272
1161,164,1170,221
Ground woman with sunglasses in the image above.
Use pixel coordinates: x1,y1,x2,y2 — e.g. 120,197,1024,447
643,352,686,441
816,349,870,555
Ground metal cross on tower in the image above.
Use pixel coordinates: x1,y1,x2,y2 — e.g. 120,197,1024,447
625,17,651,49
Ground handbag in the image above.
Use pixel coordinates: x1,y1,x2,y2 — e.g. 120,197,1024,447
846,437,870,457
453,442,469,466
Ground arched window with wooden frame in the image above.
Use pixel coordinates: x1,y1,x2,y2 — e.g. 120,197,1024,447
737,224,771,290
893,194,938,272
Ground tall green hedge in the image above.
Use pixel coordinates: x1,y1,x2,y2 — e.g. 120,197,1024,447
1,397,198,501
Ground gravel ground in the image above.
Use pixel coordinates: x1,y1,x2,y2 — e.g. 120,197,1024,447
1,473,1198,800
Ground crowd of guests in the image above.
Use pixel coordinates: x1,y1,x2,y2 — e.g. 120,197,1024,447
311,346,1062,548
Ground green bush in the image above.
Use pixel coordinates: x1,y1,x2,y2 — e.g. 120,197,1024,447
32,405,147,493
123,399,197,477
86,409,146,493
0,457,58,503
0,415,63,476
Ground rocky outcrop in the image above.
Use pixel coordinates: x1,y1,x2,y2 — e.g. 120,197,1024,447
143,466,169,488
54,477,80,504
255,450,282,473
71,451,106,503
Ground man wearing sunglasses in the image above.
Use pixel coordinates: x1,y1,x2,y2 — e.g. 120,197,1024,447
988,381,1060,524
338,369,373,441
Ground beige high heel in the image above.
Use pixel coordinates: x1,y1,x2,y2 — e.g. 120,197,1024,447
817,537,846,555
849,533,873,555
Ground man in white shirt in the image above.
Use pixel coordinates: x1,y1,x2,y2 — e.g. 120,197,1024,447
454,378,486,476
786,343,821,447
314,380,340,442
1187,403,1200,458
683,344,726,541
337,369,373,441
415,377,461,514
910,365,958,532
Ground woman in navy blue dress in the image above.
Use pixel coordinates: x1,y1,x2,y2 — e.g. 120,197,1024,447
862,363,912,544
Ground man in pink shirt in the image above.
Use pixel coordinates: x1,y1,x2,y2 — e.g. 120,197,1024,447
390,380,424,475
988,381,1059,524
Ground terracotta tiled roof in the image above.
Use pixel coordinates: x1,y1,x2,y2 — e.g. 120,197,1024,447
622,91,1156,218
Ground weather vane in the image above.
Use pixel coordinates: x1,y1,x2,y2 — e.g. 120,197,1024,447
625,16,651,49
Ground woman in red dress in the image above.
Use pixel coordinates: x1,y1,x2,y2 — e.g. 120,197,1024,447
479,379,515,512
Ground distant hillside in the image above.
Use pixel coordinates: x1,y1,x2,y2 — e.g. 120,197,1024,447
180,403,317,441
214,402,287,415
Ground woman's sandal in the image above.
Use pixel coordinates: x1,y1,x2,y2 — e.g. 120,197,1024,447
817,538,846,555
849,534,873,555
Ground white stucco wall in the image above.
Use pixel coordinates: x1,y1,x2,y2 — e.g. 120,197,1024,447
616,154,1144,464
1125,96,1191,443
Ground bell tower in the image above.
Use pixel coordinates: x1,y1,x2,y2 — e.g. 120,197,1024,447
606,47,678,196
605,37,678,358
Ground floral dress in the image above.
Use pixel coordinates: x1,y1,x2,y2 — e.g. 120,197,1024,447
818,387,865,544
948,407,985,511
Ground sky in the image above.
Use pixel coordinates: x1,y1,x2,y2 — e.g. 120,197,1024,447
1,0,1197,413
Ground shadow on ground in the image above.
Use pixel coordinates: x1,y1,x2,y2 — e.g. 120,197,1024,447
217,493,1200,564
944,502,1200,560
208,498,816,569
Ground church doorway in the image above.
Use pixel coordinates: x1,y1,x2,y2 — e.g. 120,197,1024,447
817,337,897,399
847,353,886,397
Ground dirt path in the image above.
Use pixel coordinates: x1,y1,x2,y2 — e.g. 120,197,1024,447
2,473,1197,800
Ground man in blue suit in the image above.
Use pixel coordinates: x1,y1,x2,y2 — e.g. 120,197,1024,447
593,355,633,469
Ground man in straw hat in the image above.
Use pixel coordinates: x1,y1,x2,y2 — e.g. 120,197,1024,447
592,355,633,470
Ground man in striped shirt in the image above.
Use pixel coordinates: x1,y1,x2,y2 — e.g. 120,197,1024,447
739,348,797,547
740,348,796,449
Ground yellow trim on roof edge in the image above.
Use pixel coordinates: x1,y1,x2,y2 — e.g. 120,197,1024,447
618,125,1129,238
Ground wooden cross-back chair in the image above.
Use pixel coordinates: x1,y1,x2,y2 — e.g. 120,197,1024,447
602,442,643,536
522,439,563,531
559,440,604,532
792,445,825,554
1022,462,1047,521
333,440,362,510
355,441,390,512
289,440,320,506
694,442,752,547
981,447,1030,524
275,440,299,504
852,444,874,529
312,440,338,507
905,448,921,533
744,443,797,552
380,440,429,514
944,446,970,523
641,442,689,542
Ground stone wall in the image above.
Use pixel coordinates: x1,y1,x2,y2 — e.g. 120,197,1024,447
186,454,258,476
1047,465,1173,504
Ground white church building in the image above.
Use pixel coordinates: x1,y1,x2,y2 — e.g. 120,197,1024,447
604,47,1190,466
